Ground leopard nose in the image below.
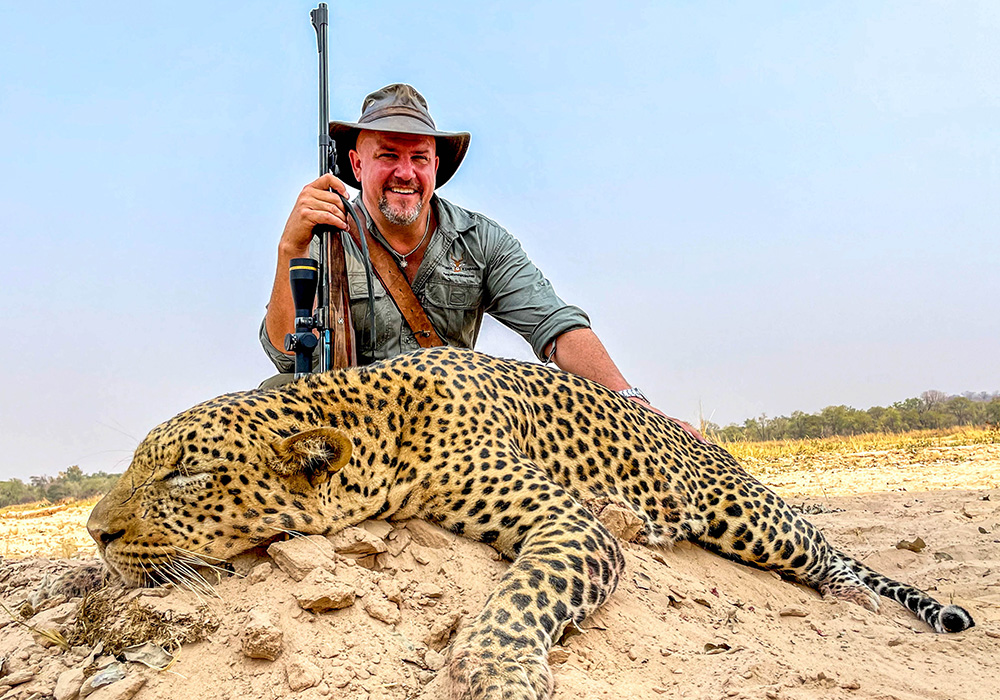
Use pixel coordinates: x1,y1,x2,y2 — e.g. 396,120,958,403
87,494,118,548
90,527,126,546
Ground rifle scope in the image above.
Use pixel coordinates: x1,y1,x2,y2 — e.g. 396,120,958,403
284,258,320,377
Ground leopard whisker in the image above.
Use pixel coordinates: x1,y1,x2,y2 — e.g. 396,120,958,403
169,545,229,564
170,561,217,600
174,553,243,580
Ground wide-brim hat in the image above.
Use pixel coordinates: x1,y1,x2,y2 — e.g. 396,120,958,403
329,83,471,190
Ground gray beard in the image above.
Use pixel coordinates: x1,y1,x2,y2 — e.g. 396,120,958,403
378,194,423,226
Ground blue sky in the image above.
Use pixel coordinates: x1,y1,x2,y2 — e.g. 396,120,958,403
1,1,997,480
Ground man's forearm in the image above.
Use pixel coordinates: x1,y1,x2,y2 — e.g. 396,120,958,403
548,328,631,391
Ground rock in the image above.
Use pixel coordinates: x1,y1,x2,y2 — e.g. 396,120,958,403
423,649,446,671
597,503,644,541
268,537,338,581
28,601,77,628
961,501,996,519
87,673,146,700
0,668,35,687
246,562,273,585
362,594,401,625
328,666,352,688
294,568,356,612
286,655,323,691
548,647,571,665
80,664,125,697
841,680,861,690
122,642,173,670
415,582,444,599
378,578,404,604
779,607,808,618
895,537,926,553
424,611,462,651
410,544,433,565
360,520,394,539
385,529,412,556
328,527,388,558
54,667,85,700
405,520,457,549
242,609,284,660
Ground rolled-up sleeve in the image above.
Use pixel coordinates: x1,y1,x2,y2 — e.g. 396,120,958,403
259,316,296,373
482,226,590,360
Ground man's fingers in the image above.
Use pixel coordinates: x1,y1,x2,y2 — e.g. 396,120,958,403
310,172,348,195
301,205,347,229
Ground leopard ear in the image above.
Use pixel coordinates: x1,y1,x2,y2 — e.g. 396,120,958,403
268,428,353,479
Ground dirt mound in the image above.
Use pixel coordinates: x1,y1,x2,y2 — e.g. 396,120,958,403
2,489,999,700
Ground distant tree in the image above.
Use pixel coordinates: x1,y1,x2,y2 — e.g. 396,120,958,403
920,390,949,412
64,465,84,482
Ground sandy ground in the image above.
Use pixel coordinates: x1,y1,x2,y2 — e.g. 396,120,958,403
1,443,998,700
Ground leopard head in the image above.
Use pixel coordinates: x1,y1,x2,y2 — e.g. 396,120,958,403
87,395,352,587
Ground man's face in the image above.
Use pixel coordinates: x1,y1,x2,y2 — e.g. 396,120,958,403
351,131,438,226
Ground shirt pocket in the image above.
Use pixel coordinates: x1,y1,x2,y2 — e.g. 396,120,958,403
422,279,483,346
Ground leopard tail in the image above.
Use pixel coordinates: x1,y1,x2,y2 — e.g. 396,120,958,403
837,552,975,633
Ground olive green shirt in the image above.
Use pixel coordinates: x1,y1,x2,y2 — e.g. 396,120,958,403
260,195,590,371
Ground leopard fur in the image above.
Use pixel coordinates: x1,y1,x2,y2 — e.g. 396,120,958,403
88,347,974,699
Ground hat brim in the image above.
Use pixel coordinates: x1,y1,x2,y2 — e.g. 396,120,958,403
329,117,470,190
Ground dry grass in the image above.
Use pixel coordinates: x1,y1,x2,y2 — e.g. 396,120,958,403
717,426,1000,465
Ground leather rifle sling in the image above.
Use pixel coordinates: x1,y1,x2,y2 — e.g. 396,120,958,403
344,205,445,349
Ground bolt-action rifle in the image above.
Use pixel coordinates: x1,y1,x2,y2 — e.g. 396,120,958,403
285,3,375,377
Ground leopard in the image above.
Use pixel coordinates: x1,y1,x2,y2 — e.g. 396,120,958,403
88,346,974,699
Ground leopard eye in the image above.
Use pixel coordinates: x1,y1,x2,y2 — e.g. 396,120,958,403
162,470,213,488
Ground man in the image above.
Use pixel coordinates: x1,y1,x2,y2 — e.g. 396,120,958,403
261,84,702,440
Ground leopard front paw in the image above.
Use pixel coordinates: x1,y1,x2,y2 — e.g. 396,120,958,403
447,637,552,700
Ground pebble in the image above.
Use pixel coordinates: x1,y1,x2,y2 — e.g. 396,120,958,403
547,648,571,665
328,666,352,689
841,680,861,690
778,608,808,618
596,503,644,541
378,578,404,603
424,611,463,651
286,655,323,691
423,650,446,671
86,674,146,700
294,568,356,612
54,667,86,700
627,647,639,661
241,609,284,660
1,669,35,687
361,520,394,539
329,527,388,557
246,562,273,585
405,520,457,549
415,582,444,599
363,595,401,625
267,536,337,581
81,664,125,697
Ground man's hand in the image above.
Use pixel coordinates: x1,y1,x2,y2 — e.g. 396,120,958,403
280,173,351,255
626,397,708,444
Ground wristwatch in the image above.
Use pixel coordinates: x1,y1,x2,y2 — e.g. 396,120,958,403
617,387,649,403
